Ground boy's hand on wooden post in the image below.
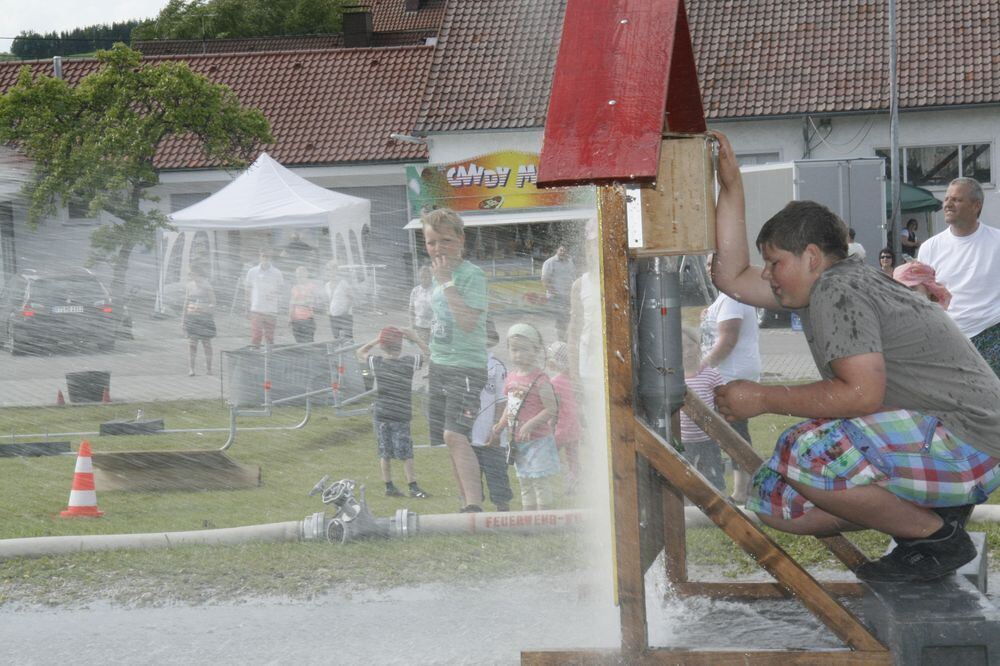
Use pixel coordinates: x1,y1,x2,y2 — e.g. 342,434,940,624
715,380,766,421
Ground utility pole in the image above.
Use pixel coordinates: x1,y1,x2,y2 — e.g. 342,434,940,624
888,0,903,259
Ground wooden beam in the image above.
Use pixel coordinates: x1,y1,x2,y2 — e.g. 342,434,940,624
522,649,893,665
598,184,647,652
633,419,886,653
681,391,869,571
661,414,687,584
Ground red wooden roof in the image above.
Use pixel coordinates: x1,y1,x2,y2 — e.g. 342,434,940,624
538,0,705,186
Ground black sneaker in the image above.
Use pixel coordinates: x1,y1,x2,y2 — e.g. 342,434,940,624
459,504,483,513
932,504,975,529
409,485,430,498
855,523,977,583
385,485,405,497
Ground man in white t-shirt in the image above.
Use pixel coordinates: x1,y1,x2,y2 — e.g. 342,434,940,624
701,257,762,503
918,177,1000,376
847,228,866,260
541,245,575,341
245,248,285,347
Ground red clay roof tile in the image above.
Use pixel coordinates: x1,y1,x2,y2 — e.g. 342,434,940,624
414,0,568,133
0,46,434,169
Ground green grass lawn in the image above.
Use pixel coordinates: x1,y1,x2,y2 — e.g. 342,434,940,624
1,400,997,607
0,397,586,606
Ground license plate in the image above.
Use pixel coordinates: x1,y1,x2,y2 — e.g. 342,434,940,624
52,306,84,313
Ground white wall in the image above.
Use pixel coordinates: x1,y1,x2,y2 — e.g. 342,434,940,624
711,106,1000,234
426,130,544,164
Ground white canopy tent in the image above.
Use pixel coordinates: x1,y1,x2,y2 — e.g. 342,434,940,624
158,152,371,312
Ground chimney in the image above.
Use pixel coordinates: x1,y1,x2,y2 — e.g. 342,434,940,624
343,8,373,48
404,0,422,11
52,56,63,80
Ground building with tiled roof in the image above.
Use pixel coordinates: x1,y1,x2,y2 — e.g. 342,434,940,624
414,0,566,134
368,0,446,33
0,39,436,297
689,0,1000,119
0,46,433,169
5,0,1000,298
409,0,1000,234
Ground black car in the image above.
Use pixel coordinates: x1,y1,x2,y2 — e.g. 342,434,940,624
756,307,792,328
1,270,128,355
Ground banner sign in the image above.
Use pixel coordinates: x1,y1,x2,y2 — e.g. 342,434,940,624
406,151,592,215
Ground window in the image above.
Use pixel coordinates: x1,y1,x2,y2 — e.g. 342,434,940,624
170,192,210,213
876,143,991,186
736,151,781,166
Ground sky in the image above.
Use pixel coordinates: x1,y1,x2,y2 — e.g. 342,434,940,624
0,0,171,54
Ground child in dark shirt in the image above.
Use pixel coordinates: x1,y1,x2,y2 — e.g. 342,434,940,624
356,326,431,498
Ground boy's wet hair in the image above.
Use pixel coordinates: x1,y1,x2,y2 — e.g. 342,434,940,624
377,326,404,353
756,200,848,259
421,207,464,238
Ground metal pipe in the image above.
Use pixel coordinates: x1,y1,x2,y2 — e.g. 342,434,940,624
634,257,685,438
0,521,303,561
7,504,1000,562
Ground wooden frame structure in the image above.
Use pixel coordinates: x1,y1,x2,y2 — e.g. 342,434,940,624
521,188,892,664
528,1,893,660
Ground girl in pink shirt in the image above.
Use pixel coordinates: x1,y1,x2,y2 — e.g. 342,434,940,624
490,323,560,510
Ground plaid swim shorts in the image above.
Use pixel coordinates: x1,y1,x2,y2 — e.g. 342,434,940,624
746,409,1000,520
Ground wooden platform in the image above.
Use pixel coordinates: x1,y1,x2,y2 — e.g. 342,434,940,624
92,450,260,492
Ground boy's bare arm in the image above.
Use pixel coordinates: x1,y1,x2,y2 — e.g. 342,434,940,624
355,337,380,361
401,327,431,356
708,130,779,308
715,352,887,421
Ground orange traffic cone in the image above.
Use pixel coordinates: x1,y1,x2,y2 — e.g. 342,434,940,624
60,441,103,517
101,387,111,404
56,389,65,406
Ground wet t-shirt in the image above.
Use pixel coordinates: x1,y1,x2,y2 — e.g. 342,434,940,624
430,260,488,368
800,255,1000,456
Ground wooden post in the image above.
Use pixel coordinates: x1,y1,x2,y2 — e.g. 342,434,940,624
598,185,647,652
633,420,886,653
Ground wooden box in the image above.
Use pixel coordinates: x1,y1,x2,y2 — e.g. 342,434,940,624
626,134,716,256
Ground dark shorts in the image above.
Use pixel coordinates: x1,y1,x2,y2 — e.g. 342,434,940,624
291,317,315,343
184,312,216,340
375,419,413,460
428,363,487,442
329,314,354,341
972,321,1000,378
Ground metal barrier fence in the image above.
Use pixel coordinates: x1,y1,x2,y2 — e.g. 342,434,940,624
224,340,371,412
219,340,375,449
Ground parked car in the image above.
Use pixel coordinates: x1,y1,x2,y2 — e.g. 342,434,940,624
0,269,130,355
756,307,792,328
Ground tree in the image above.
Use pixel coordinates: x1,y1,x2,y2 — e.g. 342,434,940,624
0,44,272,299
131,0,347,41
10,22,140,59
